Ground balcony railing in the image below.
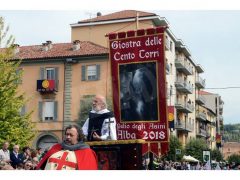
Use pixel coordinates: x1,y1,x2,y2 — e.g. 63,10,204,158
196,95,206,105
165,38,170,51
166,63,170,75
175,58,193,75
219,115,224,122
219,104,223,114
175,79,193,94
196,111,207,121
175,121,193,132
197,128,207,137
175,100,194,113
195,76,206,88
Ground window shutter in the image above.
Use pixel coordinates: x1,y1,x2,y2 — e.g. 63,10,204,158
40,67,45,79
20,105,26,116
81,65,86,81
54,101,58,121
54,67,59,91
16,69,23,84
38,102,43,121
96,64,100,80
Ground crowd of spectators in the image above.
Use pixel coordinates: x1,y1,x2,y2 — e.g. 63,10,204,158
0,141,44,170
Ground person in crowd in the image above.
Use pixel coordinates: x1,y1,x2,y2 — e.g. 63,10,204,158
36,124,98,170
0,141,11,164
82,95,117,141
36,147,44,161
21,146,32,164
24,160,33,170
0,161,14,170
32,157,39,170
10,144,23,169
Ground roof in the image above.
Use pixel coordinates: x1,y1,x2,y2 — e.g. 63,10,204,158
78,10,157,23
199,90,214,95
1,41,108,60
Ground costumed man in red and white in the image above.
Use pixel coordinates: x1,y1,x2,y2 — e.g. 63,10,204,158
36,125,98,170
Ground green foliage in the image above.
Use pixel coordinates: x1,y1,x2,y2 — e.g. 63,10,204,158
227,154,240,165
0,17,15,48
211,148,223,162
223,123,240,142
0,17,35,149
165,135,183,161
185,138,208,162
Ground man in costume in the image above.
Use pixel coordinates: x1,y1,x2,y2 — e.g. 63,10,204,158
82,95,117,141
36,124,98,170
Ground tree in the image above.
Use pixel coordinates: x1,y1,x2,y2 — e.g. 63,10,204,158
185,138,208,162
0,16,35,148
211,148,223,162
165,135,183,161
227,154,240,165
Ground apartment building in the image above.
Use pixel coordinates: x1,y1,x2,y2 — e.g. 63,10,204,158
10,41,109,149
71,10,215,146
200,91,224,148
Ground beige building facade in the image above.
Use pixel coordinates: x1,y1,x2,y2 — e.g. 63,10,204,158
223,142,240,160
11,41,109,149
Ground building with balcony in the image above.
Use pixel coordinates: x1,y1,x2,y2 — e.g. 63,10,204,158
200,91,224,136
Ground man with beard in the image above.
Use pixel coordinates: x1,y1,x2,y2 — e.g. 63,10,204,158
36,125,98,170
82,95,117,141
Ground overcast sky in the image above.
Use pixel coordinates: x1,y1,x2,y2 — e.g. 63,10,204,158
0,8,240,124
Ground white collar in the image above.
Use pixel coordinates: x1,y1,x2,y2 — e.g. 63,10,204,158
90,109,110,114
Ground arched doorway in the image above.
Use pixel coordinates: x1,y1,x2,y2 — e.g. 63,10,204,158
36,134,59,151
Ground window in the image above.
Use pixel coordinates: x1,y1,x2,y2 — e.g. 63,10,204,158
165,36,170,51
165,59,169,75
82,64,100,81
170,63,173,74
170,41,173,52
39,101,58,121
87,65,97,80
40,67,59,90
45,68,55,80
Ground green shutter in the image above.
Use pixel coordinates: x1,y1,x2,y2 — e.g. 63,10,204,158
55,67,59,91
16,69,23,84
81,65,86,81
40,67,45,79
54,101,58,121
96,64,100,80
38,102,43,121
20,105,26,116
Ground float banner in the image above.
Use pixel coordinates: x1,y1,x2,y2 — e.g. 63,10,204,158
108,27,169,156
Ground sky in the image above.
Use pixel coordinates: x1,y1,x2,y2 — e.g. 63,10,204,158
0,1,240,125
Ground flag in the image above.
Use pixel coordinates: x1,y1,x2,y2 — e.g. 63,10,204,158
168,106,174,129
216,134,222,148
